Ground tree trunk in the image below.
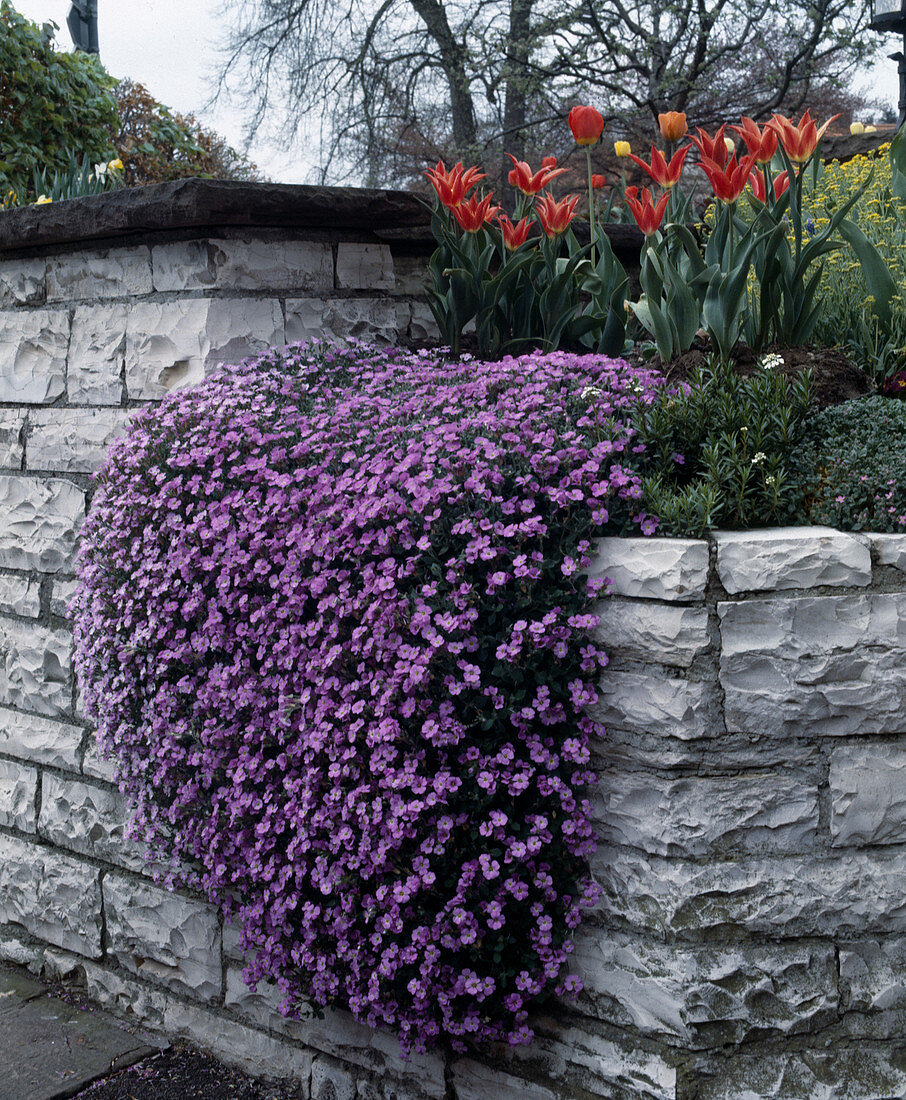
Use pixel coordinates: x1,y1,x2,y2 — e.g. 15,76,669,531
408,0,478,157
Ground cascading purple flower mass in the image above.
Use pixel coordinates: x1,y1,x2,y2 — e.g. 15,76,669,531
72,341,663,1054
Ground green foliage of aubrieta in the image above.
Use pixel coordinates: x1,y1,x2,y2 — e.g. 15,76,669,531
0,1,119,202
789,396,906,533
632,361,812,536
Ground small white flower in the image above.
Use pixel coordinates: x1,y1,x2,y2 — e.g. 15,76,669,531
94,162,108,180
759,353,784,371
581,385,601,399
752,452,766,465
765,475,777,486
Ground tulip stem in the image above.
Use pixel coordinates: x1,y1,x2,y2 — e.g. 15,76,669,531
586,147,596,269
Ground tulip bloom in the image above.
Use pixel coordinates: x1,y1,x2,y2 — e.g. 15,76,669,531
690,125,731,169
506,153,566,195
731,117,778,164
536,192,580,237
591,174,607,189
614,140,631,158
424,160,486,208
700,151,759,204
624,186,669,236
658,111,687,142
497,214,533,250
627,143,690,188
451,193,500,232
749,169,790,203
766,110,840,163
568,105,604,146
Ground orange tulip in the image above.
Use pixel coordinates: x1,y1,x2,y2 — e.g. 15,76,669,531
424,160,486,208
568,105,604,146
536,192,581,237
451,193,500,232
624,186,669,236
658,111,688,142
690,125,731,169
700,151,759,204
766,110,840,163
627,144,690,188
497,214,533,250
748,169,790,203
506,153,567,195
731,117,778,164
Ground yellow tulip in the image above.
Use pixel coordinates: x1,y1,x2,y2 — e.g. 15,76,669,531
35,194,52,205
614,140,631,158
850,121,865,135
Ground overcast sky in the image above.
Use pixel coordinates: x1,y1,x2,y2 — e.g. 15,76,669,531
10,0,905,185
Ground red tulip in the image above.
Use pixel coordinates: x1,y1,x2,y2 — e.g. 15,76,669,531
731,117,778,164
451,193,500,232
690,125,731,169
568,105,604,146
424,160,485,208
624,186,669,236
591,174,607,189
700,151,759,203
627,144,690,188
766,110,840,163
749,169,790,203
506,153,567,195
658,111,688,142
497,214,533,250
773,170,790,199
536,192,581,237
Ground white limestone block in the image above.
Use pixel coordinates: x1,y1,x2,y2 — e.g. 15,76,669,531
285,297,409,346
67,303,127,404
452,1061,557,1100
871,532,906,573
312,1056,356,1100
593,668,715,739
0,309,69,403
840,938,906,1012
336,243,394,290
407,300,440,344
51,577,78,619
0,258,46,306
830,742,906,846
714,526,871,593
0,706,82,769
152,238,333,292
0,573,40,617
593,598,709,667
0,758,37,831
0,475,85,572
38,773,145,870
393,254,430,295
587,537,709,602
45,246,152,301
103,873,222,1000
27,409,135,473
80,734,119,783
0,618,72,717
0,832,102,956
0,410,25,467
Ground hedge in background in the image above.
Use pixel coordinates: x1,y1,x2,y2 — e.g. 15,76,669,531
73,342,662,1054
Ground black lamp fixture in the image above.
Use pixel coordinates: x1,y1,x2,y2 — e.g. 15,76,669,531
67,0,99,56
870,0,906,125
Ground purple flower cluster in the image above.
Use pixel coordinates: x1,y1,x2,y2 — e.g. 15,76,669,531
72,341,663,1055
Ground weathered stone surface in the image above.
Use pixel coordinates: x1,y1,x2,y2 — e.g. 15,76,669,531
690,1045,906,1099
0,573,40,617
0,411,24,468
719,593,906,736
586,537,709,602
0,475,84,573
0,258,45,305
27,409,135,473
573,928,837,1046
407,300,439,344
38,773,145,870
80,734,119,782
452,1060,558,1100
597,730,823,774
0,758,37,831
336,243,394,290
871,532,906,573
45,246,152,301
840,938,906,1012
51,577,78,619
0,833,101,956
285,297,408,345
714,526,871,593
594,770,817,857
392,253,430,295
67,303,127,404
103,873,222,1000
0,618,72,717
593,598,709,667
0,706,82,769
592,846,906,936
0,310,68,403
592,669,716,739
831,742,906,846
124,298,284,399
313,1055,356,1100
152,237,333,292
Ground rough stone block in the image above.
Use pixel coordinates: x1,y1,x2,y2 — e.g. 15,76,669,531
67,303,127,404
38,773,145,870
0,573,40,617
80,734,119,783
0,833,101,956
0,618,72,717
285,297,408,346
45,247,152,301
593,598,709,667
593,669,715,739
719,593,906,736
830,742,906,846
452,1060,557,1100
125,298,284,400
152,238,333,292
0,309,69,403
593,846,906,937
714,526,871,593
586,537,709,602
0,706,82,769
103,873,222,1000
407,301,439,344
871,532,906,573
336,243,395,290
573,928,837,1046
594,771,817,858
27,409,135,473
0,258,46,305
840,938,906,1012
312,1055,357,1100
0,475,85,573
0,758,37,831
392,254,430,296
0,411,24,468
51,577,78,619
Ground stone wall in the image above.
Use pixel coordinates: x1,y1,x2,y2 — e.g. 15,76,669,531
0,184,905,1099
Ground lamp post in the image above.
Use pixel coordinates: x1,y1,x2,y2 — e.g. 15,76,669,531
870,0,906,125
67,0,99,56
